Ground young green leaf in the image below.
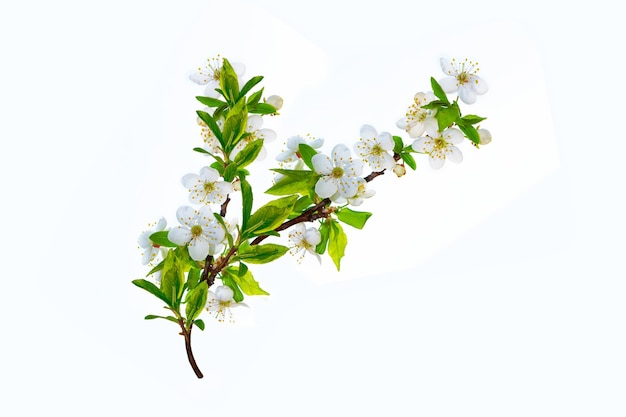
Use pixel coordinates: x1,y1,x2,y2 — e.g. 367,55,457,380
186,267,201,291
245,195,299,236
328,221,348,271
230,265,269,296
196,96,227,108
144,314,179,324
196,110,223,146
240,177,253,233
220,273,245,303
148,231,178,248
247,88,264,108
132,279,172,307
336,208,372,230
458,123,481,145
435,105,460,131
238,75,264,100
392,136,404,154
233,139,264,169
220,58,240,104
249,102,277,115
237,243,289,264
266,170,317,196
430,77,450,104
185,281,208,325
297,143,317,170
222,99,248,153
194,319,205,331
316,221,330,255
401,152,417,170
461,114,487,125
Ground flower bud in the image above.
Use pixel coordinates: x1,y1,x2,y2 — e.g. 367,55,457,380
232,178,241,191
393,164,406,177
266,95,284,111
478,128,492,145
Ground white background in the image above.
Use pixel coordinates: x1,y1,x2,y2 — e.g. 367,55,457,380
1,1,624,415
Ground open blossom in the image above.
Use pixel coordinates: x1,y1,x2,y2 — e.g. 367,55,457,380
206,285,248,323
396,91,438,138
439,57,488,104
189,56,245,98
168,206,225,261
231,115,276,160
354,125,396,171
412,125,464,169
288,223,322,263
311,144,364,200
182,166,233,205
347,178,375,206
276,134,324,165
138,217,168,265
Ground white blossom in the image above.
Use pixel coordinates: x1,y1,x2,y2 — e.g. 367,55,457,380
189,56,245,98
205,285,248,323
354,125,396,171
288,223,322,263
412,125,464,169
231,115,276,160
138,217,168,266
439,57,488,104
311,144,364,200
276,134,324,165
347,178,375,206
396,91,438,138
181,166,233,205
168,206,225,261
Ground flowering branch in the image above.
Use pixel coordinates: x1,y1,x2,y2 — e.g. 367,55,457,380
132,55,492,378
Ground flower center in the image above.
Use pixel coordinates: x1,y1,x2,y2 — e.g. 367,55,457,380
457,71,469,84
203,181,216,193
331,167,344,178
371,144,384,156
433,138,447,150
191,225,203,238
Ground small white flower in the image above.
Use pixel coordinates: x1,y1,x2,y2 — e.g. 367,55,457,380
168,206,225,261
276,134,324,165
231,115,276,160
189,56,245,98
265,95,284,111
412,125,464,169
396,91,438,138
288,223,322,263
347,178,375,206
439,57,488,105
138,217,168,266
354,125,396,171
311,144,364,200
181,166,233,205
205,285,248,323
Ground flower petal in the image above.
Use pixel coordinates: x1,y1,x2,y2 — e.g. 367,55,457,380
176,206,196,227
458,86,477,104
315,176,338,198
429,155,445,169
439,77,458,93
168,226,192,245
188,236,210,261
312,154,333,175
331,144,351,166
448,146,463,164
471,75,488,95
378,132,394,151
360,124,378,141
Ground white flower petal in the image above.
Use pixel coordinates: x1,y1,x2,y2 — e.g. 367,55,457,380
444,128,464,144
247,115,263,131
471,75,488,95
181,173,200,189
459,86,477,104
168,227,192,245
439,77,458,93
448,146,463,164
331,144,351,166
360,124,378,141
315,176,338,198
440,57,454,75
378,132,394,151
188,236,210,261
176,206,196,227
429,155,445,169
312,154,333,175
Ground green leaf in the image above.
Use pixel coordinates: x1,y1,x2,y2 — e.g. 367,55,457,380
148,230,177,248
401,152,417,170
196,96,227,108
196,110,223,145
193,147,212,155
461,114,487,125
392,136,404,154
246,195,299,236
146,259,165,277
132,279,172,307
336,208,372,230
222,98,248,153
458,123,480,145
223,161,239,182
328,221,348,271
220,58,240,104
247,88,264,108
238,243,289,264
213,212,234,248
436,105,460,131
187,267,201,291
430,77,449,104
249,102,277,115
240,177,253,233
194,319,205,331
315,221,330,255
185,281,208,324
234,139,264,169
266,169,317,196
144,314,179,324
293,195,314,213
160,249,185,309
297,144,317,170
228,265,269,296
238,76,264,100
